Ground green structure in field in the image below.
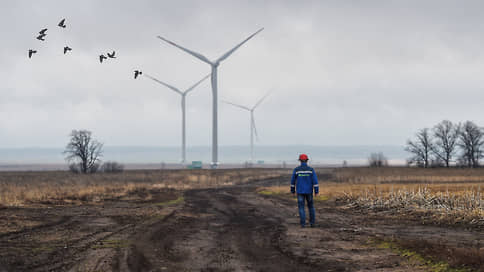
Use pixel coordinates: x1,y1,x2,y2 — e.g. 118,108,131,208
189,161,202,169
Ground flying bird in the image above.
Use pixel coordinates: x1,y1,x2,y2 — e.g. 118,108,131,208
39,28,48,35
58,18,66,28
28,49,37,58
107,51,116,58
99,54,107,63
134,70,142,79
63,46,72,54
36,33,46,41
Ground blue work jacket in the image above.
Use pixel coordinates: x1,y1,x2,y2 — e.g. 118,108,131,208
291,162,319,194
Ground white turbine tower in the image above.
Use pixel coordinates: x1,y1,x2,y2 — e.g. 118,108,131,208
144,73,210,164
223,91,272,164
157,28,264,167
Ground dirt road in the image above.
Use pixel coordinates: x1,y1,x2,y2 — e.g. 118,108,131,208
0,178,481,271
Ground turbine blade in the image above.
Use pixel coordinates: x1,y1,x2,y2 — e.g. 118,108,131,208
216,28,264,63
253,90,272,110
222,100,251,111
144,74,182,95
157,36,213,65
252,115,259,141
184,73,211,95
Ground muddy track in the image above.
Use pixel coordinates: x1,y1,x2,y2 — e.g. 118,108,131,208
124,181,413,271
130,187,327,271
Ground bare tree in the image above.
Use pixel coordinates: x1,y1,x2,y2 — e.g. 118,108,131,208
457,121,484,168
431,120,460,167
405,128,433,168
368,152,388,167
64,130,103,174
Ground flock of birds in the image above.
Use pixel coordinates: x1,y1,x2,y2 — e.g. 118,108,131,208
28,18,142,79
28,19,70,58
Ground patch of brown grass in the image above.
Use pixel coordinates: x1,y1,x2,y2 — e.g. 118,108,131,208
341,183,483,226
260,182,484,226
330,167,484,184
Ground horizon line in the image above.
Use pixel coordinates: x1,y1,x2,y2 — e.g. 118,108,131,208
0,144,406,149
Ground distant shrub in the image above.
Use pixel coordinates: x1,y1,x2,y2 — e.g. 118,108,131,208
68,163,81,174
368,152,388,167
69,162,100,174
101,161,124,173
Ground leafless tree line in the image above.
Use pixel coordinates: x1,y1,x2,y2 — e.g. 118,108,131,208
405,120,484,168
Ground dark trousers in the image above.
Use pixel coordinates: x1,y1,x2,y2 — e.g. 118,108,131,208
297,193,315,226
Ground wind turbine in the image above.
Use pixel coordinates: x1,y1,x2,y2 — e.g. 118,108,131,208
144,73,210,164
157,28,264,167
222,91,272,164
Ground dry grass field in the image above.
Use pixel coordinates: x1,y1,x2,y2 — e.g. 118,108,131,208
260,182,483,226
0,168,289,207
331,167,484,184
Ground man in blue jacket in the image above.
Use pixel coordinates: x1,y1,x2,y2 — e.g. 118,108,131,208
291,154,319,228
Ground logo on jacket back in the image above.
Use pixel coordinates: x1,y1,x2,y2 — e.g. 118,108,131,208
296,170,312,177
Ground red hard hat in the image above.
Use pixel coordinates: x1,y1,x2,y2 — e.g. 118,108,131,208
299,154,309,161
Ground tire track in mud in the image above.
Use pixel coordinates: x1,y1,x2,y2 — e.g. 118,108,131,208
2,216,137,272
38,223,137,271
0,215,73,240
130,187,340,271
0,190,181,272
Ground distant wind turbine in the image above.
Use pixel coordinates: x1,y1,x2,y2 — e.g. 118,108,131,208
157,28,264,167
144,73,210,163
222,91,272,163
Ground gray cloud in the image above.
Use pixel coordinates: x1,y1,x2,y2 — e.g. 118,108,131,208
2,0,484,148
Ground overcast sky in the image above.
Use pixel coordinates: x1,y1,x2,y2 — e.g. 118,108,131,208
2,0,484,148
